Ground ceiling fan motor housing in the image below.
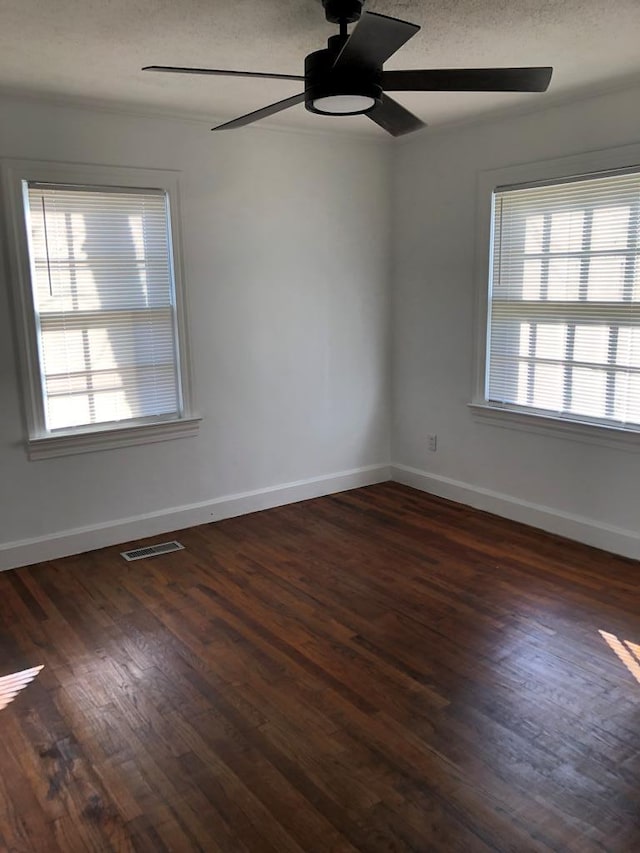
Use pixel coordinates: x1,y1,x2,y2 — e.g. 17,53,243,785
322,0,363,24
304,36,382,116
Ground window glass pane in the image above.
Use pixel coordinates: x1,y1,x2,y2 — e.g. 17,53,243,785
518,322,531,358
522,259,542,299
524,215,545,253
93,390,132,424
570,367,607,417
549,210,584,253
633,257,640,301
547,257,580,300
486,320,523,404
614,373,640,424
573,325,610,365
532,363,563,410
47,395,91,431
617,327,640,368
39,328,85,377
516,361,529,405
535,323,566,360
587,255,626,301
590,205,630,251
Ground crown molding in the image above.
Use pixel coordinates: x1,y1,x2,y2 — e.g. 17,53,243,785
0,86,391,146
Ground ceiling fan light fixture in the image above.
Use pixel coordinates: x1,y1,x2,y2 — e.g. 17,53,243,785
311,93,376,115
304,38,381,118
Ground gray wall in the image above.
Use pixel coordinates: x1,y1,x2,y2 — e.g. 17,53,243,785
0,96,391,565
4,81,640,568
391,86,640,556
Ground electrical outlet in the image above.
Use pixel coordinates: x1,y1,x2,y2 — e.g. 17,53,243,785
428,433,437,452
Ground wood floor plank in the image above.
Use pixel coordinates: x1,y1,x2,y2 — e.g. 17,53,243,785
1,482,639,851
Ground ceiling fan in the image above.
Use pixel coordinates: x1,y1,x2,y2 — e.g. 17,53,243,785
143,0,553,137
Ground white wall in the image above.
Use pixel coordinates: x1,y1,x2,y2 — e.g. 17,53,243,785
5,83,640,569
392,86,640,559
0,96,392,568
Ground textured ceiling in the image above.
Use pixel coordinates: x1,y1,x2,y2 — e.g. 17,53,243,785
1,0,640,137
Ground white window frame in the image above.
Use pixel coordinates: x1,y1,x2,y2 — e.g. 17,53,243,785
471,142,640,451
1,159,200,459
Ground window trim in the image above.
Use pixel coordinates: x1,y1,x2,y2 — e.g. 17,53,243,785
1,159,199,459
472,142,640,447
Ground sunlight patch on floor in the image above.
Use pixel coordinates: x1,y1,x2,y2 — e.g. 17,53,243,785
599,631,640,685
0,665,44,710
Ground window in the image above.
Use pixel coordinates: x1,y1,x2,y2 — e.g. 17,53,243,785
483,167,640,434
2,161,198,458
28,184,180,431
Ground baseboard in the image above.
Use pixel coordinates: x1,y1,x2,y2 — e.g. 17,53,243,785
0,464,391,571
8,461,635,571
391,464,640,561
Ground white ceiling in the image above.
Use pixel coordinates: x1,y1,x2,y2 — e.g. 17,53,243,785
2,0,640,137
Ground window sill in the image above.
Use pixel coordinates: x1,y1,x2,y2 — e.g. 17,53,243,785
27,416,202,460
469,403,640,451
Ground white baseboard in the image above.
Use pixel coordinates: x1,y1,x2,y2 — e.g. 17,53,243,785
391,463,640,561
7,461,635,571
0,464,391,571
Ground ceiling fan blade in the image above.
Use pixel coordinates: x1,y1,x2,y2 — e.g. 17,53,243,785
333,12,420,71
143,65,304,82
383,67,553,93
211,92,306,130
367,94,426,137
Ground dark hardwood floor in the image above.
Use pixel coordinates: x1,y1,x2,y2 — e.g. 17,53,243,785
1,482,639,852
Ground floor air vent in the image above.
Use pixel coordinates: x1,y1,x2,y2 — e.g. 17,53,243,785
121,540,184,561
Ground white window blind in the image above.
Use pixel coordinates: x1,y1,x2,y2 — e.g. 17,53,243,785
25,183,182,432
487,168,640,430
